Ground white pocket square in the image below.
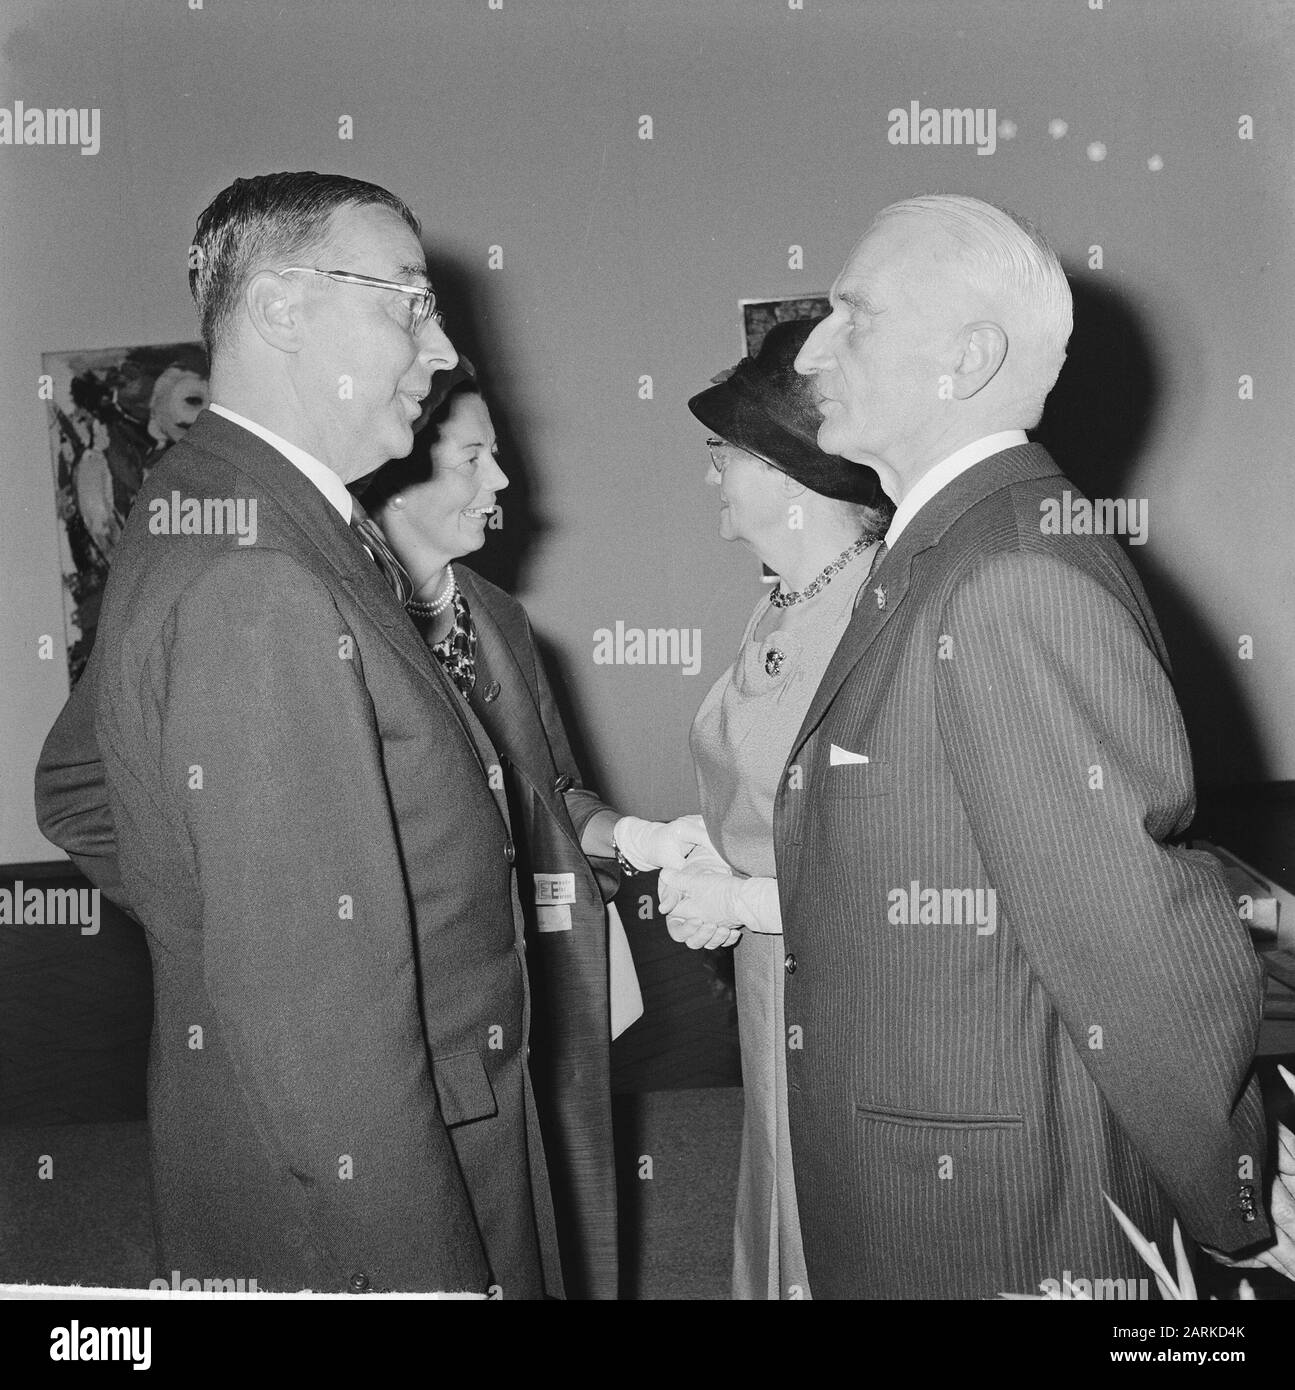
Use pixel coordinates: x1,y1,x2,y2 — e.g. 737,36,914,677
829,743,870,765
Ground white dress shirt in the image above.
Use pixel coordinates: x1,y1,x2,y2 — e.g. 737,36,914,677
884,430,1028,549
207,403,353,523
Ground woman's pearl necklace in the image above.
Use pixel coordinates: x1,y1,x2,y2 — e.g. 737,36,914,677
405,564,457,618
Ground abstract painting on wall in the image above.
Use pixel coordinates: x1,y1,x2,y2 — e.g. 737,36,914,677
739,295,829,358
42,342,209,683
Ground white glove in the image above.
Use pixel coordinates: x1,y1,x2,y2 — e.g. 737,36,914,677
657,866,783,936
614,813,728,872
665,916,743,951
675,815,731,873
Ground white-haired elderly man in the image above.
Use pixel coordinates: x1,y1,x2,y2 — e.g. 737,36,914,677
769,193,1286,1298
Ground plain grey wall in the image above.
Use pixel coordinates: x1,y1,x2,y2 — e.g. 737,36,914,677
2,0,1292,861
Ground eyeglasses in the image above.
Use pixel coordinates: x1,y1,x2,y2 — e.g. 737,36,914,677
706,438,764,472
277,266,444,334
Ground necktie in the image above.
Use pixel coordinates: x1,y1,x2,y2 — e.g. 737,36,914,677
349,499,411,604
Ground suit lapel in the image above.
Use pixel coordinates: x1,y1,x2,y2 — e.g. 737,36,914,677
790,443,1064,760
190,411,501,778
459,572,584,856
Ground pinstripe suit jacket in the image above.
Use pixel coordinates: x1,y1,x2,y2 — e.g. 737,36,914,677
773,442,1271,1300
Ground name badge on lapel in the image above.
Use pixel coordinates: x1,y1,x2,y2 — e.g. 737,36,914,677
534,873,576,932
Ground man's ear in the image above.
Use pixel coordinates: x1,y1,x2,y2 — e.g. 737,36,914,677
244,270,304,353
951,321,1008,399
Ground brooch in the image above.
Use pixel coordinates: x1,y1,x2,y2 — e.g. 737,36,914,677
764,647,786,676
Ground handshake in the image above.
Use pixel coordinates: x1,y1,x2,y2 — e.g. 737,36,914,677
614,814,782,952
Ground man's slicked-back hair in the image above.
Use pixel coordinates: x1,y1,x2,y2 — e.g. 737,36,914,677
188,171,422,360
872,193,1073,422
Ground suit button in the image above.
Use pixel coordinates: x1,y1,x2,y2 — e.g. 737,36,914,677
784,952,797,975
1239,1183,1257,1220
553,773,573,793
504,838,516,864
482,680,501,703
348,1272,370,1293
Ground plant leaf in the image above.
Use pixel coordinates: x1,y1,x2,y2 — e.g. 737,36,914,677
1276,1120,1295,1173
1171,1219,1197,1300
1103,1191,1181,1296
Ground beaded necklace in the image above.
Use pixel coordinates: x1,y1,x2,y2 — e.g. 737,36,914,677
768,535,874,609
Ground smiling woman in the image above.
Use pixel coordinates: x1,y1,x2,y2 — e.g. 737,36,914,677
367,379,508,660
361,373,719,1297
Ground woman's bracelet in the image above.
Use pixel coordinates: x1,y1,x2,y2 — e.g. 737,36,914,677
610,823,640,877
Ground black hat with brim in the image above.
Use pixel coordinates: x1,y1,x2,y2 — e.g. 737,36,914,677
687,318,881,506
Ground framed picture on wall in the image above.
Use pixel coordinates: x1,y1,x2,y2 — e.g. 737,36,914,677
41,342,209,685
738,294,829,358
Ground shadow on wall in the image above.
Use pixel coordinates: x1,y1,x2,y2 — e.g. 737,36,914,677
421,246,547,599
1035,271,1270,789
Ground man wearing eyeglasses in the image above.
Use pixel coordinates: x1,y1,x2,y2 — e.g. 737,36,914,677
35,172,561,1297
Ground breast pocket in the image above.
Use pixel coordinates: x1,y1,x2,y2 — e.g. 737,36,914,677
431,1050,498,1128
820,759,894,799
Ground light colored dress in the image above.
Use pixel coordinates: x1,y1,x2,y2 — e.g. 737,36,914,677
689,542,877,1301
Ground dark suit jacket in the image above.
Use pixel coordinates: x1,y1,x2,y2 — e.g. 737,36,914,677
452,565,619,1299
774,442,1271,1300
35,410,560,1297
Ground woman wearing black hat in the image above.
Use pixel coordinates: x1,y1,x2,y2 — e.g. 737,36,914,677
658,319,893,1300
